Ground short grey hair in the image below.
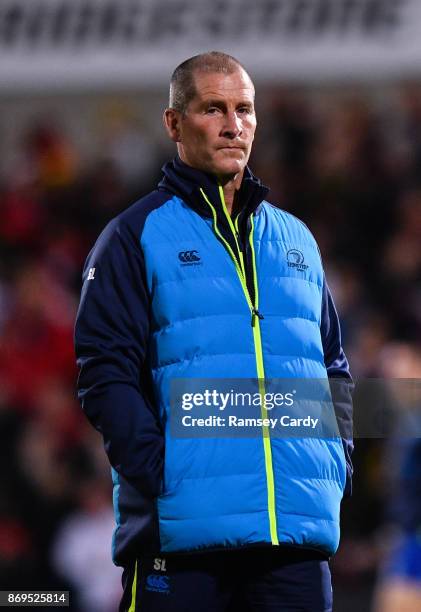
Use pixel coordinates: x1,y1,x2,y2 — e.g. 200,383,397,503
169,51,253,114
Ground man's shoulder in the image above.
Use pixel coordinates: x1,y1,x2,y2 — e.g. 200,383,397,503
100,189,176,241
117,189,175,233
260,200,319,248
88,189,175,259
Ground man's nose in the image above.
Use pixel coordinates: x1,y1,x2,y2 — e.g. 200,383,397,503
221,112,242,138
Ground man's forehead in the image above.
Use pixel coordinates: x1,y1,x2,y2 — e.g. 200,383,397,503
192,69,255,102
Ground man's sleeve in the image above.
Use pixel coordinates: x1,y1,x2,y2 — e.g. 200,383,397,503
74,218,163,498
320,276,354,498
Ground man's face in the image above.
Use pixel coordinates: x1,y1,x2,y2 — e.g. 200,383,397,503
165,68,257,180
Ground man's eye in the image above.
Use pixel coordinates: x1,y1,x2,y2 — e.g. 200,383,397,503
206,107,220,114
238,107,252,114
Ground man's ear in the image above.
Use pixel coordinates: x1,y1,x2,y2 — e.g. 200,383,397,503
163,108,182,143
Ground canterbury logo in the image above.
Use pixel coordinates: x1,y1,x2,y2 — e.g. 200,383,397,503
145,574,170,594
178,250,202,266
146,575,170,590
178,250,200,263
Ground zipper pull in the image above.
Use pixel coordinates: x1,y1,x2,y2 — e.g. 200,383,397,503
251,308,264,327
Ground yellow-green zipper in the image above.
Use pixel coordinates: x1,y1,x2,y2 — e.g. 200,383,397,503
200,187,279,546
128,560,138,612
200,188,251,310
234,211,245,274
249,215,279,546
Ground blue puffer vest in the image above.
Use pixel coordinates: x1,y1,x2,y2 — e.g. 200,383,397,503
75,156,349,565
143,159,346,555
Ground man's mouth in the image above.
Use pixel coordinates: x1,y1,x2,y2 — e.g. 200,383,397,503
218,146,245,151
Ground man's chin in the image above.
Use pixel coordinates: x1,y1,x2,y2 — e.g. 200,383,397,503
212,159,246,180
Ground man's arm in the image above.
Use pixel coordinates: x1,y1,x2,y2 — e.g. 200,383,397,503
74,218,163,497
320,276,354,497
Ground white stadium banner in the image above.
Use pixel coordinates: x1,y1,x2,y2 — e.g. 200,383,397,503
1,0,421,90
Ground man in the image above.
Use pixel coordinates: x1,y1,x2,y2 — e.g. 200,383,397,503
75,52,353,612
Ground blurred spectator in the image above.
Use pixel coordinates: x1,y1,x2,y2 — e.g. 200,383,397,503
23,121,78,190
99,101,162,191
51,474,122,612
371,344,421,612
0,261,76,411
0,176,45,250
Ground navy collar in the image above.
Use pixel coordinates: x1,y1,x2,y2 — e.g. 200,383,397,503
158,155,269,219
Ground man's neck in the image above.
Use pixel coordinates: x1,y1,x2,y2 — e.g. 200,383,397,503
175,154,244,216
218,171,244,216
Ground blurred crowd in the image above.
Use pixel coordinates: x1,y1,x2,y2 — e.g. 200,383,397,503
0,84,420,611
